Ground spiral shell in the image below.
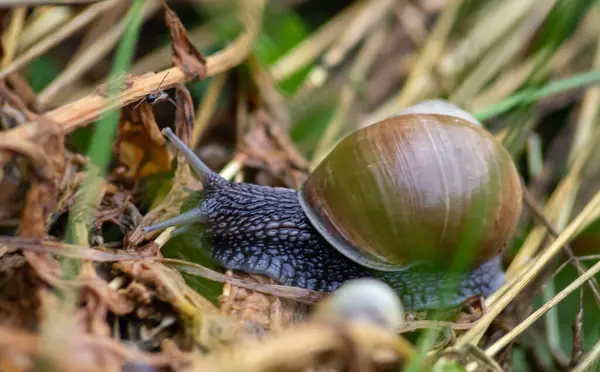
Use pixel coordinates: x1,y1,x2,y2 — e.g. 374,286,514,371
299,102,522,271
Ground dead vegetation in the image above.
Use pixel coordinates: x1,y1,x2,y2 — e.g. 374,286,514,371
0,0,600,371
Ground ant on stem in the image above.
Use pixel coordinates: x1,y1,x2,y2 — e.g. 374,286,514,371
133,71,177,109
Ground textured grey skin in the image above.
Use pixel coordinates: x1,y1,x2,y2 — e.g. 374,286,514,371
184,178,505,311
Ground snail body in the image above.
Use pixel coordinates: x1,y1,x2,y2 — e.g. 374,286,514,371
143,100,522,311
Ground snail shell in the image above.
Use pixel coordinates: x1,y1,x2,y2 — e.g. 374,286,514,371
299,101,522,271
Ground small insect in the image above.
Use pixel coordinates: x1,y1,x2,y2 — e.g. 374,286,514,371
133,71,177,109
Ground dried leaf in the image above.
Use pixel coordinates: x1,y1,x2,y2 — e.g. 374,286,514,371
219,271,308,334
17,115,64,238
161,0,207,82
175,84,195,146
113,260,242,349
238,110,309,188
94,192,133,230
127,84,199,246
454,295,487,324
114,108,170,180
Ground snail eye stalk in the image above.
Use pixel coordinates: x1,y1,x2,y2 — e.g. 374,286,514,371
142,208,208,233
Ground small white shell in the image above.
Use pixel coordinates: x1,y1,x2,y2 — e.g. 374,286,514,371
313,278,404,330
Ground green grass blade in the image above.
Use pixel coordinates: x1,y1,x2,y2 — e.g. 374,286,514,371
475,69,600,121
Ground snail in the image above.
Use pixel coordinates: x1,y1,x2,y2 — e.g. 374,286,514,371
143,100,523,311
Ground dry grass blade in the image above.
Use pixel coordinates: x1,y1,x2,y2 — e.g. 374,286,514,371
204,0,266,76
362,0,462,126
572,339,600,372
1,7,27,68
37,1,161,107
191,73,227,148
18,7,73,51
456,189,600,347
310,25,387,169
322,0,396,68
269,1,365,82
451,0,557,108
505,129,600,280
437,0,539,81
522,187,600,305
484,260,600,357
0,0,121,80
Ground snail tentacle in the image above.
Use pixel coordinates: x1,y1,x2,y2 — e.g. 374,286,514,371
161,127,225,186
142,207,208,233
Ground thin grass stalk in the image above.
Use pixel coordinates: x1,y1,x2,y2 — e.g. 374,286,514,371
322,0,396,67
269,1,365,82
498,167,600,303
527,135,562,352
451,0,557,108
551,2,600,74
192,73,227,149
1,7,27,68
0,0,121,80
455,189,600,347
204,0,266,76
297,0,396,94
503,129,599,285
17,6,73,52
361,0,462,127
471,55,538,111
438,0,540,81
473,69,600,121
475,1,600,111
310,26,387,169
570,37,600,165
485,260,600,357
37,0,161,107
505,74,600,279
571,338,600,372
